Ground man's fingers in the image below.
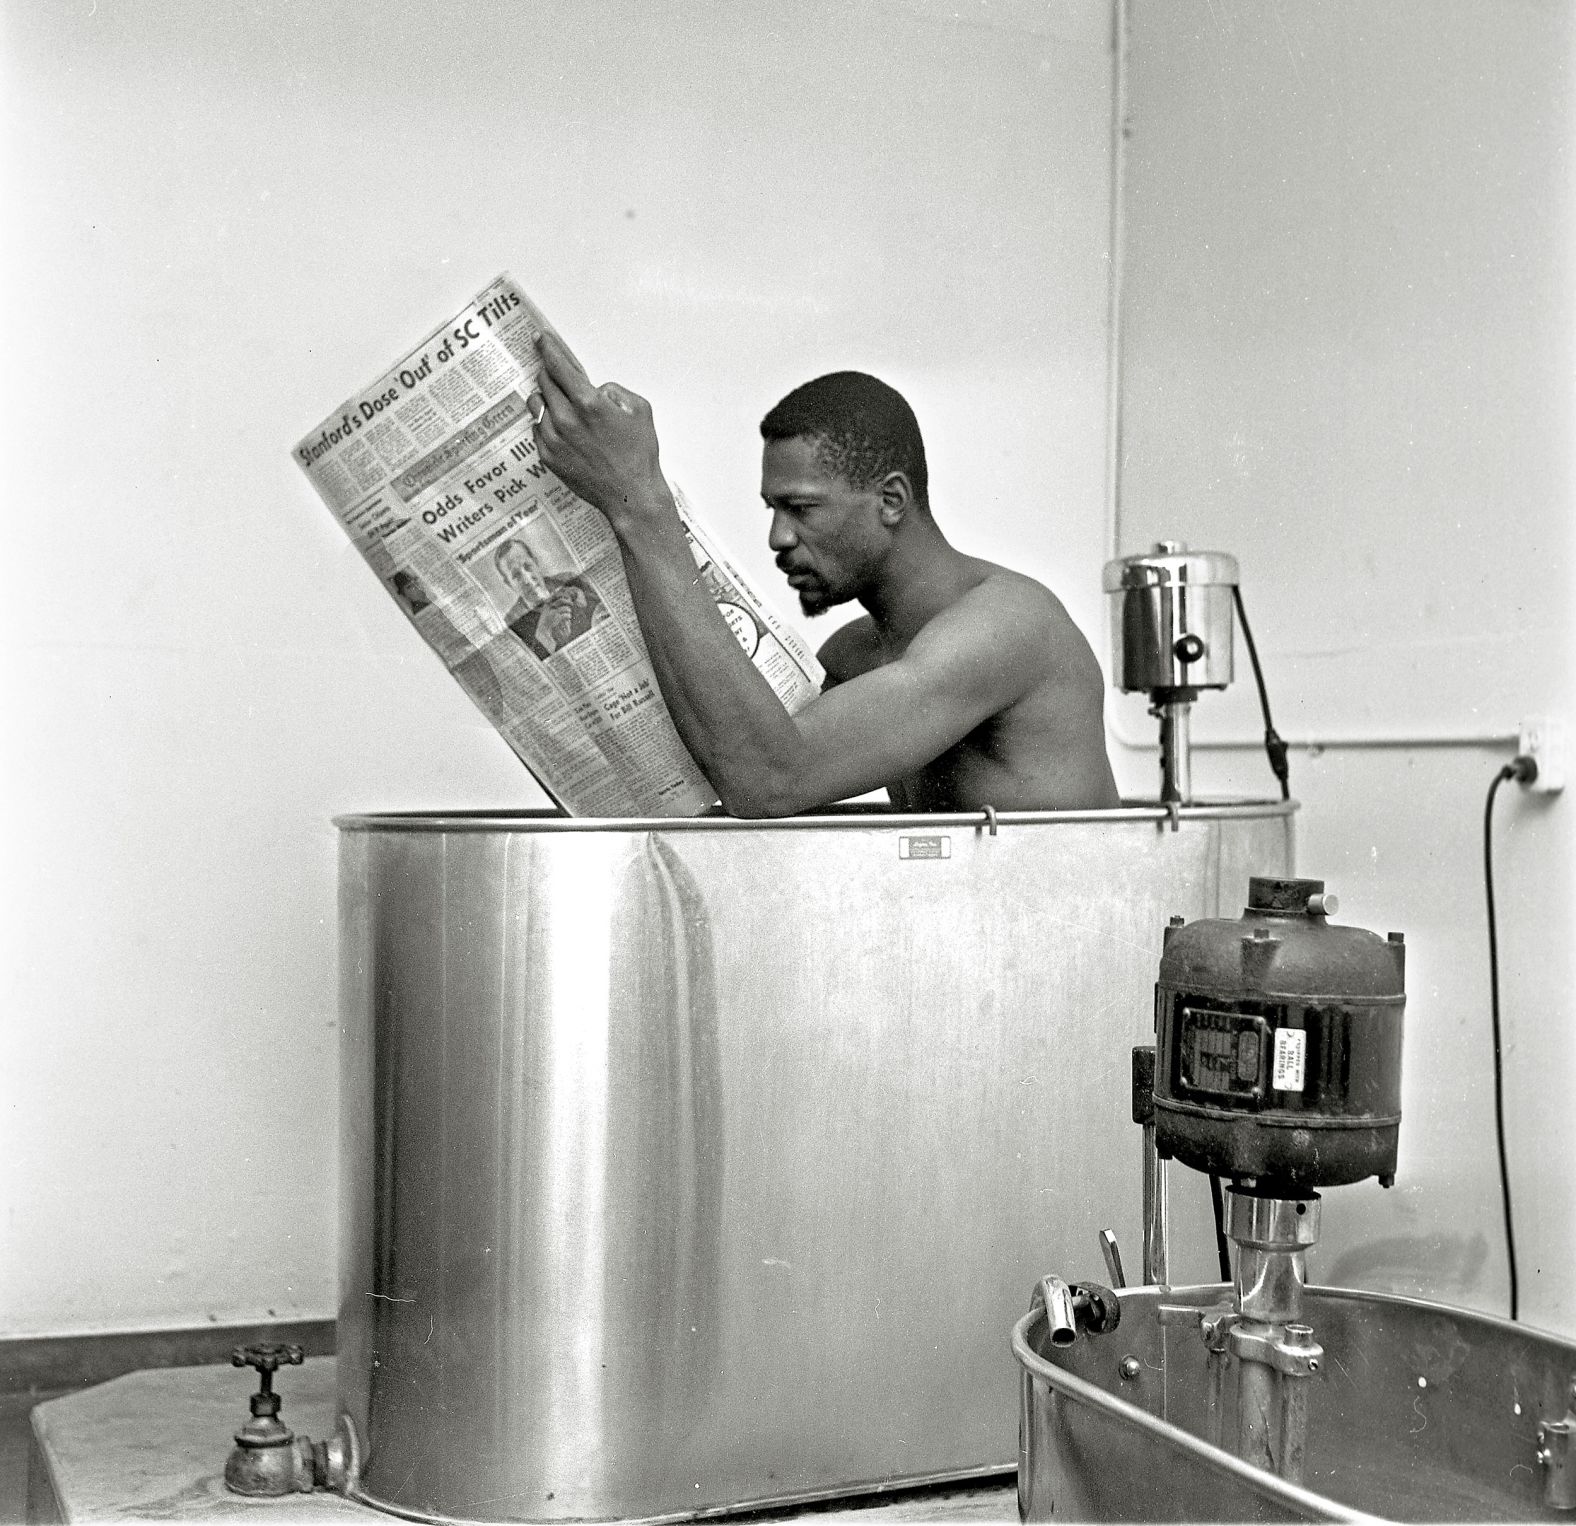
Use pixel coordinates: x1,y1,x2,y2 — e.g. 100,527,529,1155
536,332,648,427
539,325,591,381
535,362,574,424
532,395,562,458
599,381,639,416
536,330,598,406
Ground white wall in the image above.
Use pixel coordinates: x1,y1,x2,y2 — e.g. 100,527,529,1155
16,0,1558,1353
0,0,1119,1336
1112,0,1575,1336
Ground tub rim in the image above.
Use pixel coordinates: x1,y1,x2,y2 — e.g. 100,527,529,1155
1012,1288,1377,1524
333,799,1298,834
1010,1280,1576,1525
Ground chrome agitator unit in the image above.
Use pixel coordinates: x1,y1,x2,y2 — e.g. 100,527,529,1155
1016,874,1576,1521
1104,542,1238,804
1147,874,1404,1485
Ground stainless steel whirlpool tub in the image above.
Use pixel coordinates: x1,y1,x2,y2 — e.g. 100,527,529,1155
1013,1282,1576,1522
334,801,1294,1523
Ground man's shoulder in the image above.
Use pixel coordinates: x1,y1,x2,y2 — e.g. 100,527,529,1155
943,562,1077,642
817,615,882,685
923,561,1104,691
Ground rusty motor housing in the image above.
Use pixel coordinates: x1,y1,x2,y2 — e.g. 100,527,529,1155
1153,876,1406,1193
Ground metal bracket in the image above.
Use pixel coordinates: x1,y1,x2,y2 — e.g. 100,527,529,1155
1154,1303,1243,1361
1229,1322,1323,1378
1156,1301,1235,1335
1201,1309,1238,1355
1538,1379,1576,1511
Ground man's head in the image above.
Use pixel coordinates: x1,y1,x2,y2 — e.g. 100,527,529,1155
759,372,928,616
494,538,548,603
760,372,928,505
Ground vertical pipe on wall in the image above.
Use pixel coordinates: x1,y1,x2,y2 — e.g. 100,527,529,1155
1103,0,1130,568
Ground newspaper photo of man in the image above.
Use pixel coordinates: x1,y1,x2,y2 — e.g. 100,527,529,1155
492,536,605,660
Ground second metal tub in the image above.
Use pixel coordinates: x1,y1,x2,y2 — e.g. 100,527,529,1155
1015,1282,1576,1521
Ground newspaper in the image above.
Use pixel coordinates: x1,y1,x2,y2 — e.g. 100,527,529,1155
294,275,824,816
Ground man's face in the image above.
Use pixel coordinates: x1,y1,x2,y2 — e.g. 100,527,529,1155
497,542,546,601
760,435,884,617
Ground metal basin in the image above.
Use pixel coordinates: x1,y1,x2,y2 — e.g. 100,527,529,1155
1014,1282,1576,1522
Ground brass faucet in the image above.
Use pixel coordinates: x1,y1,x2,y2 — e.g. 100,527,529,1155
224,1342,355,1497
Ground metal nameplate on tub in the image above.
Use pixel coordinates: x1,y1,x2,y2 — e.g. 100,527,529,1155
898,835,951,860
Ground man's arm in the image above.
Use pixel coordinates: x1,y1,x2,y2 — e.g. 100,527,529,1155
530,337,1046,816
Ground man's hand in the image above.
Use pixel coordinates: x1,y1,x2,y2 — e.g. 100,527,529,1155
537,585,584,651
532,332,670,530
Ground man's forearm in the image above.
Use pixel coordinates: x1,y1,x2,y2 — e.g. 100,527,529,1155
528,336,824,815
609,495,815,816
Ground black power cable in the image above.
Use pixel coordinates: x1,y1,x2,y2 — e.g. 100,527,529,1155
1208,1173,1232,1283
1232,586,1290,801
1484,757,1535,1321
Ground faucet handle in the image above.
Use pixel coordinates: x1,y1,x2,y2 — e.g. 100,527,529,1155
233,1342,304,1371
1099,1229,1127,1288
1071,1281,1123,1337
233,1343,304,1381
232,1344,305,1413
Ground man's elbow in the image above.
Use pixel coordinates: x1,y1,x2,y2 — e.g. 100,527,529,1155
715,787,803,820
714,769,818,820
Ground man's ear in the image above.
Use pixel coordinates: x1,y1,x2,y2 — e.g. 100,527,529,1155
876,471,913,528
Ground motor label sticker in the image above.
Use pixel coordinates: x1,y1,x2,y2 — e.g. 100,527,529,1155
1272,1027,1307,1091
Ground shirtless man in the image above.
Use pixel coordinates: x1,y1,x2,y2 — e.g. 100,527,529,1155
531,335,1119,817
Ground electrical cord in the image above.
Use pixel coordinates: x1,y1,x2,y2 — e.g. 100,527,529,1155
1208,1173,1232,1283
1232,586,1290,801
1484,756,1535,1321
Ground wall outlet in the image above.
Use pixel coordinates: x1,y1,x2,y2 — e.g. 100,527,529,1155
1517,717,1566,794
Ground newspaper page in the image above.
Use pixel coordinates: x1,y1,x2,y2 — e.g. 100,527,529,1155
294,275,823,816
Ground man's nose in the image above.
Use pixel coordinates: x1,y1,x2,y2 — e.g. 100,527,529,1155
767,511,798,553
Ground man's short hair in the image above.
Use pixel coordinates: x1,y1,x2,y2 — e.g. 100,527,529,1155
494,538,535,572
760,372,928,505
